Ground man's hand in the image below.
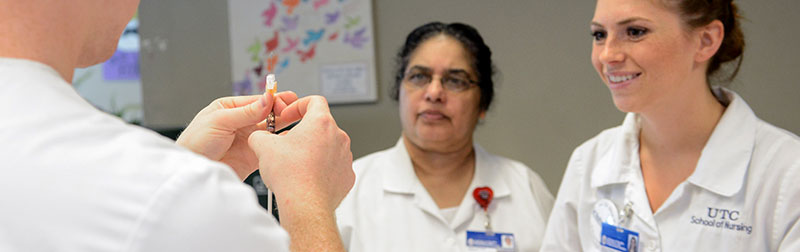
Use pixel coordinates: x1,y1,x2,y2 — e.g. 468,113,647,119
248,95,354,212
176,91,298,180
248,95,355,252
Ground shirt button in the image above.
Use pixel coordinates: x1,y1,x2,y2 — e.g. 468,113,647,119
445,237,455,245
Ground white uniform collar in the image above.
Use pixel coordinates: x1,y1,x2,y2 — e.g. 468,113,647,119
381,138,418,194
474,144,511,198
591,87,756,197
0,57,80,102
590,112,640,189
688,87,755,196
0,57,62,78
382,138,511,198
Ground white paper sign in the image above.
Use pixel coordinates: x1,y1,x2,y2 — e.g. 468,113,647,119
320,62,369,98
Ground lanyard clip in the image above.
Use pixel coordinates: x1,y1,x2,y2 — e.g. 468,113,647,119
473,187,494,232
618,202,634,226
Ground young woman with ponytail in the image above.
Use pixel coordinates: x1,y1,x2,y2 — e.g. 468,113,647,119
541,0,800,251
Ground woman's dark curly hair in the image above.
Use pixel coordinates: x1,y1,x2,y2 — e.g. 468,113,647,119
390,22,496,111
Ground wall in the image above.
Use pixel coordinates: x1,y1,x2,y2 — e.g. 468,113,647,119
140,0,800,194
139,0,232,130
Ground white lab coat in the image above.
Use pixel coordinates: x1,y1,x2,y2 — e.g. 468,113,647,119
0,58,289,251
540,88,800,251
336,139,554,252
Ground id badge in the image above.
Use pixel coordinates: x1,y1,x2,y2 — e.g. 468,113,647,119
466,230,516,252
600,223,639,252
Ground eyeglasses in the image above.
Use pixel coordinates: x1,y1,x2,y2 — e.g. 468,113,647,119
403,67,478,93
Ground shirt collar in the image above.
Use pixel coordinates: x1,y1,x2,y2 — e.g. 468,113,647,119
382,138,418,194
591,112,640,189
0,57,62,78
0,57,82,103
687,87,755,197
472,144,511,198
590,87,756,197
382,138,510,199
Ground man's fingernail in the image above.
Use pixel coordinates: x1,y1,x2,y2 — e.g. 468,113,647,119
260,94,267,107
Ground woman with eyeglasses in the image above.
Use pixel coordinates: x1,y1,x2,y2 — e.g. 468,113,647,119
335,22,554,251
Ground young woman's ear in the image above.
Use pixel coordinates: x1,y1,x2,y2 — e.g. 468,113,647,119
695,20,725,63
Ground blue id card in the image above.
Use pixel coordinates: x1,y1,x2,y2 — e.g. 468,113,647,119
600,223,639,252
466,231,516,251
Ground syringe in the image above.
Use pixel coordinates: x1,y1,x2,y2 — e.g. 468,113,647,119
265,73,278,219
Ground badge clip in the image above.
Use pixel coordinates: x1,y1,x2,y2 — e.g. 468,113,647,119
473,187,494,233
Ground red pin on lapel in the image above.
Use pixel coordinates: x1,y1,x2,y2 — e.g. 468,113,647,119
473,187,494,211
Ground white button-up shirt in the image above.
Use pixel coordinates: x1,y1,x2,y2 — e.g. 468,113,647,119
540,88,800,251
337,139,554,252
0,58,289,251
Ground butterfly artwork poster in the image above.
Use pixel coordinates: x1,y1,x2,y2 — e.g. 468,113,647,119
227,0,377,104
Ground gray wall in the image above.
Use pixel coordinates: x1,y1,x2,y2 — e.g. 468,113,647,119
140,0,800,194
140,0,232,129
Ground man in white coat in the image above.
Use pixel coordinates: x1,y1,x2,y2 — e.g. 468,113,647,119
0,0,354,251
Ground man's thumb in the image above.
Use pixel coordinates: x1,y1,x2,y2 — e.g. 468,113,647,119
217,93,272,130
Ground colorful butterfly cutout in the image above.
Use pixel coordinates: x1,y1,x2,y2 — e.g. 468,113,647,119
283,0,300,15
344,16,360,29
313,0,330,10
344,27,368,49
303,28,325,47
261,2,277,27
324,10,340,25
281,37,300,53
280,15,299,32
297,44,317,63
328,31,339,41
233,71,252,96
247,38,262,62
266,54,279,73
265,31,280,52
